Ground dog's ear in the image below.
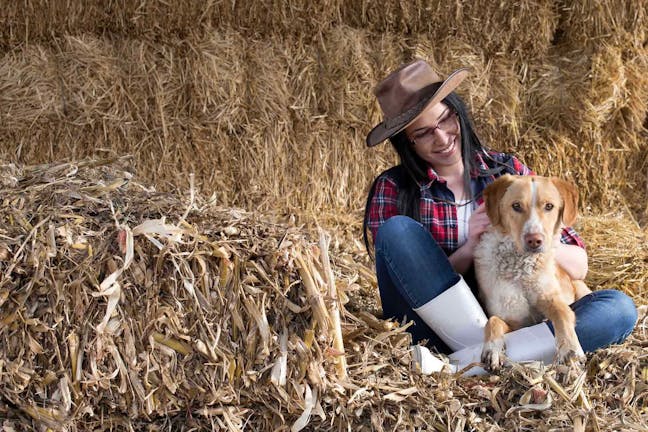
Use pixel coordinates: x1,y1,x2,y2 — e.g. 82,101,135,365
484,174,515,227
551,177,579,226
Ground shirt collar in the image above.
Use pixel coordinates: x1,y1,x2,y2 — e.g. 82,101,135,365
471,151,491,177
425,166,441,183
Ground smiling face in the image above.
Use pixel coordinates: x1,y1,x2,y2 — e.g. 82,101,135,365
404,102,462,170
484,175,579,254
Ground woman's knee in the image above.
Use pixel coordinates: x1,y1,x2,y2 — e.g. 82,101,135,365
606,290,638,336
592,289,638,342
375,215,423,251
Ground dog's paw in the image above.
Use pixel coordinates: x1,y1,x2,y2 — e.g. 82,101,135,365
555,343,586,366
554,344,586,384
481,339,506,372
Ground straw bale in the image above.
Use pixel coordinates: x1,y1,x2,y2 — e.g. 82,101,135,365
578,212,648,300
337,0,454,35
147,29,249,132
317,27,395,129
0,33,183,157
555,0,647,48
1,0,555,58
215,1,344,37
0,45,61,129
0,1,105,50
243,37,296,127
410,37,492,108
439,50,527,147
1,4,648,225
616,47,648,133
224,121,390,216
0,159,646,431
318,27,374,128
521,51,591,137
457,0,557,60
585,44,640,132
0,0,346,48
485,43,648,214
53,36,128,125
407,39,528,144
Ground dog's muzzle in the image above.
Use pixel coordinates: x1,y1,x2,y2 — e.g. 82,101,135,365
523,233,545,253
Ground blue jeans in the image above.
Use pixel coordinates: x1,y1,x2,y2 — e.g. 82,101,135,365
375,215,638,354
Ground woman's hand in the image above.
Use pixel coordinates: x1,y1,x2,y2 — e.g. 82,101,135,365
449,203,490,274
465,203,490,249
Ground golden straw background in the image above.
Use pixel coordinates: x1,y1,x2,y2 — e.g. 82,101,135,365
1,1,647,220
0,1,647,431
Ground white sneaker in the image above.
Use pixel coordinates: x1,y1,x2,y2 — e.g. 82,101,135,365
412,323,557,377
449,322,556,376
410,345,457,374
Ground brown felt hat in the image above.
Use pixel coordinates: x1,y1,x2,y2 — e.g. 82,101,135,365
366,59,469,147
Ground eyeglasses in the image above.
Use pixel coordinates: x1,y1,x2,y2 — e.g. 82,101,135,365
408,108,459,146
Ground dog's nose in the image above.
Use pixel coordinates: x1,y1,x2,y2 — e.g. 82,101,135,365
524,233,543,250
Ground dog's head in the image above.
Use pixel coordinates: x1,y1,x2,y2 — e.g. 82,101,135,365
483,174,578,254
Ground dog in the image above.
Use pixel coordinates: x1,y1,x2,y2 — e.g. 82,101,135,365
474,174,591,371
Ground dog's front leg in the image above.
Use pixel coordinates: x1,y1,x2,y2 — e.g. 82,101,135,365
538,296,585,364
481,316,511,371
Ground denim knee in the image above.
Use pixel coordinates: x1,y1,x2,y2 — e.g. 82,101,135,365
375,215,421,253
374,215,459,307
550,289,638,351
573,289,639,350
599,289,638,342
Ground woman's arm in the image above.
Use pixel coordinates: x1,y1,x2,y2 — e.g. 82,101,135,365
554,237,588,280
366,176,400,242
448,241,476,275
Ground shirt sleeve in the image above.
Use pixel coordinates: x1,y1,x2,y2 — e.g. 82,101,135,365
560,226,586,249
485,152,535,176
367,175,400,242
508,155,535,176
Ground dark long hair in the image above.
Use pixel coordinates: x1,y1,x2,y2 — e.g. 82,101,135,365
362,90,505,257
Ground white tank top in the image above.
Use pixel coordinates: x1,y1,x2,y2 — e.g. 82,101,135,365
456,200,473,247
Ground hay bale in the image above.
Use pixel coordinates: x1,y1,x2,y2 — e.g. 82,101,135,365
554,0,647,48
0,45,62,129
0,158,358,429
579,212,648,299
1,3,647,224
1,0,560,59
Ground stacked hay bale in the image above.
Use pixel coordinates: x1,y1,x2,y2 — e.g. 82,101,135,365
1,1,646,222
0,160,645,430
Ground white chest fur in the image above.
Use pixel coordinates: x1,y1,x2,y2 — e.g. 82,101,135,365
474,230,558,328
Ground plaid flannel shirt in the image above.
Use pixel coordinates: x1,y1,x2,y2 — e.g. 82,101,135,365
367,151,585,255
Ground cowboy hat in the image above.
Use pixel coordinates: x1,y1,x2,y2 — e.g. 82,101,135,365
366,59,470,147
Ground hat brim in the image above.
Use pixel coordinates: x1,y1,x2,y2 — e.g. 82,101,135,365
366,67,470,147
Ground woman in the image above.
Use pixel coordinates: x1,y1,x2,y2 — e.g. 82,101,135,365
363,59,637,374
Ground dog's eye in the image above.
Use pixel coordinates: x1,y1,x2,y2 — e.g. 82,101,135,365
545,203,554,211
512,202,523,212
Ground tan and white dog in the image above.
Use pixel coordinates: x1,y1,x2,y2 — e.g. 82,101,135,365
474,174,591,371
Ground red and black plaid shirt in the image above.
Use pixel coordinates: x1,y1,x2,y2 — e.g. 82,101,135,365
366,151,585,255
